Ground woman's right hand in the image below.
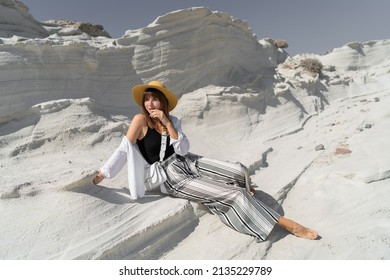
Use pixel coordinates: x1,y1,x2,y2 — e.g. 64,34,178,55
149,109,170,126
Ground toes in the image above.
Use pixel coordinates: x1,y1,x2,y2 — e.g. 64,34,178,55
307,230,319,240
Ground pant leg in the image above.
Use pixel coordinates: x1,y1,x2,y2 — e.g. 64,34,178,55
196,156,251,192
165,157,280,241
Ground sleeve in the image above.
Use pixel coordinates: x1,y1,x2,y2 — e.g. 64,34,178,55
169,116,190,156
126,138,147,200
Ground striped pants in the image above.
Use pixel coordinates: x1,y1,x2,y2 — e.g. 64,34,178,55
163,154,280,242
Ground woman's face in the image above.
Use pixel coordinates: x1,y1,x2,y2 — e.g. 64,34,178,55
144,93,162,113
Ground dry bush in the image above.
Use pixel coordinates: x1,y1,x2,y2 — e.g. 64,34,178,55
274,39,289,49
300,58,323,74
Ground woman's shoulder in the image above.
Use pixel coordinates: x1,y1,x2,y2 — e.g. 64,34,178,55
131,113,147,125
132,113,146,121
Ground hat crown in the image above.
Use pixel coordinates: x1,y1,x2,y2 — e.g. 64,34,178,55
147,81,166,89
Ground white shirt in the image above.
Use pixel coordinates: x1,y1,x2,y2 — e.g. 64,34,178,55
101,116,190,200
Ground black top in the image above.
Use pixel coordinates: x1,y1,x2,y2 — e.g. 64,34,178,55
137,127,175,164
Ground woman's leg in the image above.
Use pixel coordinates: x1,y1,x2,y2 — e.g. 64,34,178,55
277,216,318,240
165,159,280,242
195,157,318,239
166,156,318,241
196,156,254,194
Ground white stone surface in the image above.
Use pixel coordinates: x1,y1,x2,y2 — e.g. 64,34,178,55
0,0,389,260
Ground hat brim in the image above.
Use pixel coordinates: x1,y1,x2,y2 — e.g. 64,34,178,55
132,84,178,112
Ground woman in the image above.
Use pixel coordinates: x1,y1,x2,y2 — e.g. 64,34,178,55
93,81,318,242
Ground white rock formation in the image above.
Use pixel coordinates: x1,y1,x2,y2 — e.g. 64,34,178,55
0,0,49,38
1,0,390,260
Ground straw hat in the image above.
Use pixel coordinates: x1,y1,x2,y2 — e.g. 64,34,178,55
132,81,178,111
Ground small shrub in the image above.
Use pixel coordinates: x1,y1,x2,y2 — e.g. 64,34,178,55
300,58,323,74
274,39,289,49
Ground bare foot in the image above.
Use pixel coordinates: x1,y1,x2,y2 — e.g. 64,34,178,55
290,224,318,240
277,217,318,240
93,171,104,185
249,186,256,196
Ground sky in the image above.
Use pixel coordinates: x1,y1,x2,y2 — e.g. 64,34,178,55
21,0,390,55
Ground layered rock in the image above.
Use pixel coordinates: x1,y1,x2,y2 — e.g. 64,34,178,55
1,1,390,261
43,20,112,38
118,7,287,93
0,0,49,38
0,6,287,124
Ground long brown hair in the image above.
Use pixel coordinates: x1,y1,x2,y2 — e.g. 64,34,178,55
141,88,170,131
